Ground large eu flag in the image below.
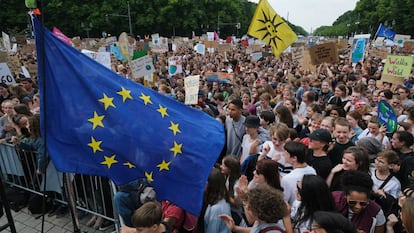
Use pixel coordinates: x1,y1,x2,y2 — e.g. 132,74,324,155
33,16,224,215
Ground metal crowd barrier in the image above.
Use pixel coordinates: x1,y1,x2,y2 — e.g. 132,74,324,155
0,143,120,232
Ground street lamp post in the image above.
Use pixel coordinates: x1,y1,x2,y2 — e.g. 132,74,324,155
81,22,93,38
106,1,133,35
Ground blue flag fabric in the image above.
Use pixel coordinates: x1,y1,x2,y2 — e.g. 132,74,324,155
33,17,224,215
375,23,396,41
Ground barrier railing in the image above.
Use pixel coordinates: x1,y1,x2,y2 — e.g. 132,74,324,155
0,143,120,232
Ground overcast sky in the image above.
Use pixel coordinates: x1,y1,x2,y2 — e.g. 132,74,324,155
249,0,359,33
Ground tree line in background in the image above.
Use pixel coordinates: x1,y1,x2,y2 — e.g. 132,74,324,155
0,0,307,39
313,0,414,37
3,0,411,39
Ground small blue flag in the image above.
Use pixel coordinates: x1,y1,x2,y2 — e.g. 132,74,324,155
33,16,224,215
375,23,396,41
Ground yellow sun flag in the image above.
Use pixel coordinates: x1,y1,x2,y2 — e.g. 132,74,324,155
248,0,297,57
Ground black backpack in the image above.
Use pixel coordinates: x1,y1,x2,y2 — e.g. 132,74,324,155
119,178,155,209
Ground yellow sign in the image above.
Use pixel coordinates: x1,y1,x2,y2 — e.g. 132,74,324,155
382,55,413,78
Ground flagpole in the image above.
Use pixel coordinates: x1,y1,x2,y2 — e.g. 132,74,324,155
36,0,50,232
35,1,84,232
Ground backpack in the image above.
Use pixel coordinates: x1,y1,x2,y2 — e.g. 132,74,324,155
27,193,53,214
119,178,155,209
5,186,29,212
259,225,286,233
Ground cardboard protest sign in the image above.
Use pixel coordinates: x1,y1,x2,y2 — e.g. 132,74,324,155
291,46,304,62
184,75,200,105
301,50,316,72
218,44,231,53
0,63,16,85
204,40,218,48
309,42,338,65
129,55,155,78
336,39,348,51
380,74,404,86
247,44,261,52
394,34,411,47
369,47,389,59
382,55,413,78
403,40,414,53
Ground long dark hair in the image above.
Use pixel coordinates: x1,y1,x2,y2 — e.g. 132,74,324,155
293,175,336,230
205,168,229,205
29,114,41,138
222,156,241,197
275,105,294,128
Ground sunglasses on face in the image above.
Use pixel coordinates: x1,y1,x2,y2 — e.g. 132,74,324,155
348,199,369,207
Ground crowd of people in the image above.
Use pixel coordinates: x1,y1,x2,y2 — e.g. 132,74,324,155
1,36,414,233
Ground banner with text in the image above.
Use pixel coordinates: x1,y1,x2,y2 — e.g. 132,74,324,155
0,63,16,85
184,75,200,105
129,55,155,78
309,42,338,65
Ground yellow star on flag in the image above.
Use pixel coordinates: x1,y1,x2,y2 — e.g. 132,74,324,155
101,155,118,168
170,141,183,157
117,87,133,102
157,104,169,118
88,111,105,130
99,93,116,110
87,136,103,153
145,171,154,182
140,93,153,105
123,161,136,168
157,160,171,171
168,121,181,136
247,0,297,57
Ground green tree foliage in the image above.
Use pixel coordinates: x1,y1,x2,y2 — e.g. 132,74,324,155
314,0,413,37
0,0,306,38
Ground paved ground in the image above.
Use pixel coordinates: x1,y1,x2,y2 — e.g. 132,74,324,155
0,207,118,233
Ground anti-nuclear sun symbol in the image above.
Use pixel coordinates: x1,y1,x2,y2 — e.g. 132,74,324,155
256,8,284,49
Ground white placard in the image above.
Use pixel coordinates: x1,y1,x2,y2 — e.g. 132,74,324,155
194,43,205,55
129,55,155,78
184,75,200,105
81,50,112,69
21,66,31,78
0,63,16,85
2,32,10,52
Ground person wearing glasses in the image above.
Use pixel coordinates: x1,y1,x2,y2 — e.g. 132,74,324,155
332,170,386,233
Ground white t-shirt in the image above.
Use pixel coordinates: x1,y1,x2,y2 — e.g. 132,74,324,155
370,168,401,199
281,166,316,205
